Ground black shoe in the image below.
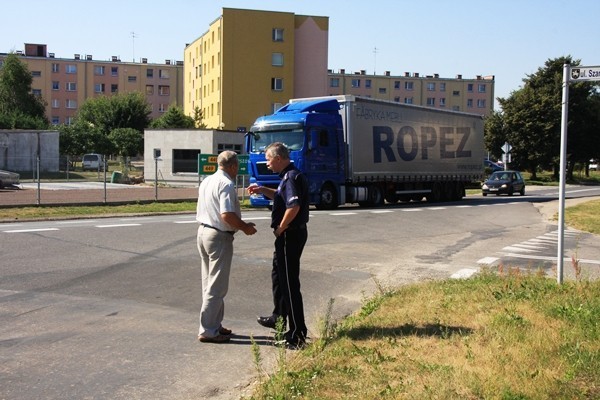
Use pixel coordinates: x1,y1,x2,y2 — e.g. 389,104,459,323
257,316,277,329
284,332,307,348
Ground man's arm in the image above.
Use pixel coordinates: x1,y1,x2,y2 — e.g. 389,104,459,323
246,183,276,200
274,205,300,236
221,212,257,235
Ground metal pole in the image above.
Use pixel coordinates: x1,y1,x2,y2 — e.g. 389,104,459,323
36,156,40,206
154,157,158,201
103,155,107,204
557,64,570,284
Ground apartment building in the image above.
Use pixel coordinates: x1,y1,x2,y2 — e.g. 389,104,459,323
327,70,495,116
184,8,329,131
0,43,184,125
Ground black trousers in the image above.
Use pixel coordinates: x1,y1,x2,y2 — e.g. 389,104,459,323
271,227,308,339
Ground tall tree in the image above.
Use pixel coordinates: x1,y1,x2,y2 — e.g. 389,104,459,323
149,105,194,129
0,53,48,129
76,92,151,135
487,56,600,180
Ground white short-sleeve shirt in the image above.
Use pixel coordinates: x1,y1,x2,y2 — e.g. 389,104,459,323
195,169,241,232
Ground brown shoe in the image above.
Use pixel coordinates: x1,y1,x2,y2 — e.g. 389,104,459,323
219,327,233,335
198,334,230,343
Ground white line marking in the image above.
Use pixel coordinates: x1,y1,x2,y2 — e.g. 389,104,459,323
4,228,60,233
96,224,141,228
501,253,600,265
478,257,499,265
501,246,539,253
330,212,357,216
451,268,479,279
402,209,423,212
371,210,394,214
174,220,197,224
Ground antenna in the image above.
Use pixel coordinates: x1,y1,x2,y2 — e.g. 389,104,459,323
373,46,379,75
131,31,138,62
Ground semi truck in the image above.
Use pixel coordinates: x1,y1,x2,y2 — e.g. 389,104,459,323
246,95,484,209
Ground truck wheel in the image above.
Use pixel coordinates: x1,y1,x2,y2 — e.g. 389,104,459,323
385,191,398,204
315,183,338,210
358,185,383,207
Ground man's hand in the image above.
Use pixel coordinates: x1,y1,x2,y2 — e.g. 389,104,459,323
243,222,257,236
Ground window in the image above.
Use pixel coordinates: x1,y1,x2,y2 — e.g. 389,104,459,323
394,96,400,102
440,83,446,92
94,66,105,75
427,82,435,91
31,71,41,77
477,99,486,108
52,81,59,90
404,97,414,104
65,116,74,125
452,90,460,96
172,149,201,173
94,83,105,93
66,64,77,74
271,78,283,91
272,52,283,66
159,69,169,79
330,78,339,88
272,28,284,42
52,63,59,73
394,81,400,89
159,85,170,96
378,87,386,94
52,99,60,108
351,79,360,88
111,84,118,93
66,99,77,109
478,84,486,93
217,143,242,153
146,85,154,95
405,81,413,90
272,102,284,113
427,97,435,106
51,116,60,125
146,68,154,78
32,89,42,97
467,99,473,108
128,75,137,82
66,82,77,91
452,105,460,112
111,66,118,76
440,98,446,107
365,79,372,88
467,83,474,92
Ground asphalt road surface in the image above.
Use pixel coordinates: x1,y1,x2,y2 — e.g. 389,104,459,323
1,185,599,399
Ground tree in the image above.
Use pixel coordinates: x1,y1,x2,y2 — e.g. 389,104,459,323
149,105,194,128
0,53,49,129
193,106,206,129
486,56,600,180
108,128,143,157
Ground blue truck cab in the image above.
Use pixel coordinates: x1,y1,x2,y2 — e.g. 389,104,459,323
246,98,344,208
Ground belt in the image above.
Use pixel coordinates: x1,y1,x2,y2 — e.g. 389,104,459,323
201,223,235,235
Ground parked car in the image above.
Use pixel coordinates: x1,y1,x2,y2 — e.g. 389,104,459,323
0,169,20,189
484,159,504,172
590,159,598,171
482,170,525,196
82,153,103,171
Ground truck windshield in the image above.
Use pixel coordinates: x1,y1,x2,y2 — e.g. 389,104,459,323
249,129,304,153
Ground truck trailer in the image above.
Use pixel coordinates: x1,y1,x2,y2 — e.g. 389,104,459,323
246,95,484,209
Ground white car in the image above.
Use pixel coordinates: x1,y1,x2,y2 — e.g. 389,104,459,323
0,169,20,189
590,159,598,171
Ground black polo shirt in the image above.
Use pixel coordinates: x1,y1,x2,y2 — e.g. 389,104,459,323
271,163,309,229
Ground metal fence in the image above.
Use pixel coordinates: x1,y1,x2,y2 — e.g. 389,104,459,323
0,155,250,207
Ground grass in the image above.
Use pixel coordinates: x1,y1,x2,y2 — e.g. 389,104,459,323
248,270,600,400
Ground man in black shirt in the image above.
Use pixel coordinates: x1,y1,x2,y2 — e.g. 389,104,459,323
247,142,309,347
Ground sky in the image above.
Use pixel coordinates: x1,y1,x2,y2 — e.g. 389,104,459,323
2,0,599,109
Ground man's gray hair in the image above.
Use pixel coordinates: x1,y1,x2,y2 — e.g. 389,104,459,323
265,142,290,160
217,150,239,168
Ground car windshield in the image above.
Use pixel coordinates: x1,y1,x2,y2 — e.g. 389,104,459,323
489,171,510,180
248,129,304,153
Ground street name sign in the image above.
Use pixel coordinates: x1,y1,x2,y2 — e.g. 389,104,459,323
569,66,600,81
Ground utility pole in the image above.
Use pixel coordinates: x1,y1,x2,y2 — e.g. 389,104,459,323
373,46,379,75
131,31,138,62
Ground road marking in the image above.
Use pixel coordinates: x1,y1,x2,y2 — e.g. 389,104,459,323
330,212,357,216
501,246,539,253
95,224,141,228
174,220,197,224
451,268,479,279
401,209,423,212
477,256,499,265
3,228,60,233
370,210,394,214
56,220,99,224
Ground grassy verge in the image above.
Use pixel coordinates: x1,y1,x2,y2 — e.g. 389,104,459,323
248,270,599,399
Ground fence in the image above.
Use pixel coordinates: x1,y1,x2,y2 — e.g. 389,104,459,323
0,155,250,207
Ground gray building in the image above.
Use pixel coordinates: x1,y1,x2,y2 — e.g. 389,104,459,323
144,129,245,186
0,130,59,171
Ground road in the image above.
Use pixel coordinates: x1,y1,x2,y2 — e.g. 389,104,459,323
1,185,599,399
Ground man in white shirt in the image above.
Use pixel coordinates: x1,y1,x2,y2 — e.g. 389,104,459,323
196,150,257,343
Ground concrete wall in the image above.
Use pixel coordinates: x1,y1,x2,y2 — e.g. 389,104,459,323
0,130,59,171
143,129,245,186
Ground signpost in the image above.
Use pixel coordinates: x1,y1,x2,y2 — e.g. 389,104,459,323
556,64,600,284
198,154,249,175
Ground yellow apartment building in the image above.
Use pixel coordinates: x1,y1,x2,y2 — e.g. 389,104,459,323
184,8,330,131
327,69,495,116
0,43,184,125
